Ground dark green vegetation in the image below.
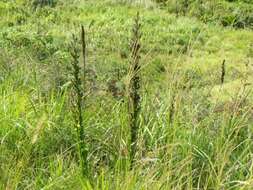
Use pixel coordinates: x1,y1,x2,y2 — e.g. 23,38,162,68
0,0,253,189
156,0,253,29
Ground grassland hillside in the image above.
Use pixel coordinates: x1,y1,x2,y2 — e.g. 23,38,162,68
0,0,253,189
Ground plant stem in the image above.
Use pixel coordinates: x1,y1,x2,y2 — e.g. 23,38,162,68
128,12,142,168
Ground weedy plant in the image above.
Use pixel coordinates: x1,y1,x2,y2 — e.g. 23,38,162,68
127,12,142,167
69,27,88,177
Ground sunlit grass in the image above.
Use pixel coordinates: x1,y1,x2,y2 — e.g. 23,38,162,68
0,0,252,189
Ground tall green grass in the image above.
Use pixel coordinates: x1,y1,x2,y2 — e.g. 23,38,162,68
0,0,253,189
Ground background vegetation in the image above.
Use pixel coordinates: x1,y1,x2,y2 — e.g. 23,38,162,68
0,0,253,189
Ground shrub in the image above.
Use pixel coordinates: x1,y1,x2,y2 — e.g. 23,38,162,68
32,0,57,8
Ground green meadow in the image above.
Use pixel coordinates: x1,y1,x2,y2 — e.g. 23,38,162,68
0,0,253,189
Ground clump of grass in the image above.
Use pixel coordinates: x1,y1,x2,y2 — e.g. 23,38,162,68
69,27,88,177
127,12,142,167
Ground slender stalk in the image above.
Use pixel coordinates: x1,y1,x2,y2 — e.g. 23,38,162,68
221,59,226,85
128,12,142,168
169,93,175,125
69,31,88,177
81,25,86,93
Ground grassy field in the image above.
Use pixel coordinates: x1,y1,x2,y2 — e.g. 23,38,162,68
0,0,253,189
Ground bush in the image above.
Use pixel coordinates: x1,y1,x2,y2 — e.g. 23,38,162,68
32,0,57,8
